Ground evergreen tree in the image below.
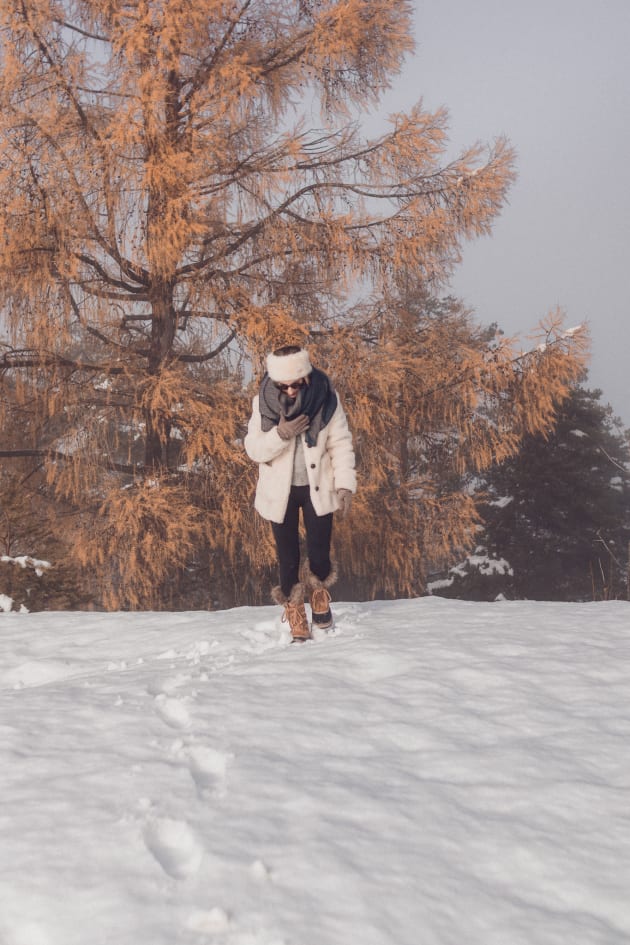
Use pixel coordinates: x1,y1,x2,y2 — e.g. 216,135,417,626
435,386,630,601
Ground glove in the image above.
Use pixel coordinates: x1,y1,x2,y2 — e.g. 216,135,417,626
337,488,353,518
277,413,310,440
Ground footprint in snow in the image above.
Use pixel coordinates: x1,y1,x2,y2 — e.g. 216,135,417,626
240,620,283,652
154,694,191,729
185,908,230,935
1,922,52,945
143,817,203,879
250,859,271,882
146,672,191,696
188,746,233,795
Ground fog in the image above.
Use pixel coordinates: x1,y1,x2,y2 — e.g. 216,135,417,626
373,0,630,424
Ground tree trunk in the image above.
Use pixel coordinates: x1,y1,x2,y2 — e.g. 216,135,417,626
145,281,177,470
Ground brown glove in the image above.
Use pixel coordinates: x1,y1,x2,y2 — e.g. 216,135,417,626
277,413,310,440
337,488,353,518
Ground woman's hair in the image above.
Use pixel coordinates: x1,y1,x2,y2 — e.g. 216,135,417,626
272,344,302,356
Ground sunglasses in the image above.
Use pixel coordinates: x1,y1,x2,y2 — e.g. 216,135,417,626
275,378,307,392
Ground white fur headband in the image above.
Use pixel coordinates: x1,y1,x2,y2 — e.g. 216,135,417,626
266,349,312,384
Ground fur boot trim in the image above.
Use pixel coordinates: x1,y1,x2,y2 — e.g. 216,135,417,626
271,584,286,605
271,582,304,606
304,562,336,630
303,560,338,590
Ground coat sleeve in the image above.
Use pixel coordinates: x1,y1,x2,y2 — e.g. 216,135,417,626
243,395,291,465
326,397,357,494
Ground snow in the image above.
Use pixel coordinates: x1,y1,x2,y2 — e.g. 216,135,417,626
427,547,514,591
1,597,630,945
1,554,52,578
488,495,514,508
425,576,455,592
451,550,513,577
0,593,15,613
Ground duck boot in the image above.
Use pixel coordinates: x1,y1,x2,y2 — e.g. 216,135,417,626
272,583,311,642
305,562,337,631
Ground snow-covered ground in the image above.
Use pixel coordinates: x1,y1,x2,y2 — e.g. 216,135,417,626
1,597,630,945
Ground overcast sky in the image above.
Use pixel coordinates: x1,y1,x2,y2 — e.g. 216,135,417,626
370,0,630,425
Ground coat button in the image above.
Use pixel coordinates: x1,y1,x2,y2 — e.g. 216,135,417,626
315,486,319,491
310,463,316,468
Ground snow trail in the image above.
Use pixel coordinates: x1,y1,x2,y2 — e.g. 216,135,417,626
1,599,630,944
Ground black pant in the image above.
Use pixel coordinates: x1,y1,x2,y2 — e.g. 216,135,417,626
271,485,333,597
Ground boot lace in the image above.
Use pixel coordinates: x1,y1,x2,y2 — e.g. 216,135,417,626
282,601,310,639
310,586,331,615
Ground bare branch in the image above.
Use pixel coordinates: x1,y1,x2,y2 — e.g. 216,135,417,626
76,255,148,294
0,448,140,475
0,348,127,375
176,329,236,363
53,18,110,43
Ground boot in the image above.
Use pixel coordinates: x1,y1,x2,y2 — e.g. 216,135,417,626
305,562,337,631
271,583,311,642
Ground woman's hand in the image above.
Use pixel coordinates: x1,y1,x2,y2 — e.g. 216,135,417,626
336,488,352,518
277,414,310,440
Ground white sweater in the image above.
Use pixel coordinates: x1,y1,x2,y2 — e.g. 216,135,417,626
244,394,357,524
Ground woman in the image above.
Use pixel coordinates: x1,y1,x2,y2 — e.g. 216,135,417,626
244,345,356,641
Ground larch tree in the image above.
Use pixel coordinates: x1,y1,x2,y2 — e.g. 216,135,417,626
0,0,586,607
316,292,588,599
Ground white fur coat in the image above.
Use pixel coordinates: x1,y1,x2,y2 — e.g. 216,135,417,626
244,394,357,524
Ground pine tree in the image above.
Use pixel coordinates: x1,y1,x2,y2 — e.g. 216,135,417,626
436,385,630,601
0,1,587,607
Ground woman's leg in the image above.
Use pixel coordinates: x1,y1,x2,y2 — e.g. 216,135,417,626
302,493,333,582
302,494,335,629
271,486,305,597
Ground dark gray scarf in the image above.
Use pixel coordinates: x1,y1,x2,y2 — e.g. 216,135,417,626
259,367,338,448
